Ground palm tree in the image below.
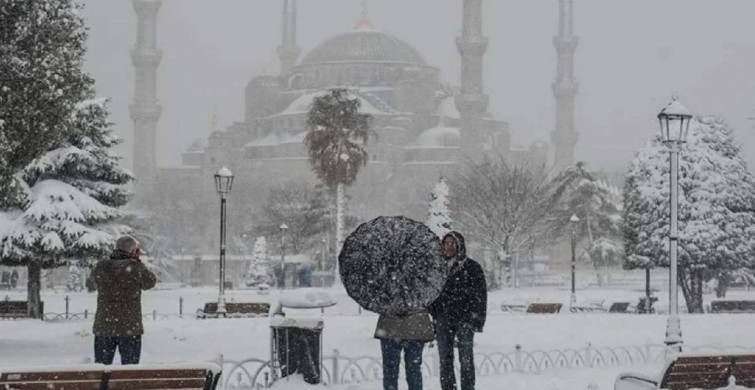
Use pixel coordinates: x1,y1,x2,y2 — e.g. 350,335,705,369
304,89,373,276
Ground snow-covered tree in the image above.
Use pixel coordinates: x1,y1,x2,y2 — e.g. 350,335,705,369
0,0,94,209
551,163,623,285
624,117,755,312
1,97,132,316
66,264,83,292
304,89,373,280
450,155,575,289
427,177,452,238
245,236,270,287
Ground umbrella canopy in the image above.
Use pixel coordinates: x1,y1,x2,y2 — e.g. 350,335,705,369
339,216,446,316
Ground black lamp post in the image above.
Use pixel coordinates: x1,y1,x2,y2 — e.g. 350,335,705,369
569,214,579,306
279,223,289,289
658,97,692,353
214,166,234,315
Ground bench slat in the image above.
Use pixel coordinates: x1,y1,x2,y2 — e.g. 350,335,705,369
668,363,730,373
1,372,102,382
0,381,101,390
108,378,207,389
108,370,208,380
666,380,728,390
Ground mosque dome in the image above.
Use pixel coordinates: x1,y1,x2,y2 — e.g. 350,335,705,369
300,30,427,66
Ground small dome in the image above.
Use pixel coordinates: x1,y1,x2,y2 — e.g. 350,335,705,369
413,126,460,148
300,30,426,66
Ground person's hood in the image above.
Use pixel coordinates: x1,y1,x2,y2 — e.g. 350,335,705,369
443,231,467,260
110,249,135,261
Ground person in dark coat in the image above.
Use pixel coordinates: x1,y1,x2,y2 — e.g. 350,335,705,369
374,311,435,390
9,270,18,289
92,235,156,365
429,231,487,390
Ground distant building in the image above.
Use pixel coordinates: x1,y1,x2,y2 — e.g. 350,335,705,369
130,0,554,254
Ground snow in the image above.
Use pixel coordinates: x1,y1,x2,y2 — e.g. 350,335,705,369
215,166,233,177
414,126,460,148
279,288,337,309
2,287,755,389
659,99,692,117
270,316,324,330
272,92,384,118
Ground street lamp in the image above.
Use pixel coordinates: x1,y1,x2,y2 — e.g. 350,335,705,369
569,214,580,307
214,166,234,315
658,97,692,353
279,223,289,289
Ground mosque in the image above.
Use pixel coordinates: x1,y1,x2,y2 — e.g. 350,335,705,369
129,0,579,259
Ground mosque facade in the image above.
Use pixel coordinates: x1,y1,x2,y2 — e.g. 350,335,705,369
130,0,575,256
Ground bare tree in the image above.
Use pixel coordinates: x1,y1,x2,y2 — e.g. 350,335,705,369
449,155,573,288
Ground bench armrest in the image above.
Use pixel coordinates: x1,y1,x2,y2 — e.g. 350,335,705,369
615,372,658,390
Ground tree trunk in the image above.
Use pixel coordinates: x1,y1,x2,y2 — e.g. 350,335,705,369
680,268,705,314
334,183,345,284
27,262,42,319
715,272,728,298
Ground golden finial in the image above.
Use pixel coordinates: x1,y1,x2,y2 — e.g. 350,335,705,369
354,0,375,30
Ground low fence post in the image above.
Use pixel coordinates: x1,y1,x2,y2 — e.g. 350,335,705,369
179,297,184,318
358,306,362,315
65,295,69,319
332,349,340,385
84,309,88,319
586,343,593,368
153,310,157,321
515,344,522,373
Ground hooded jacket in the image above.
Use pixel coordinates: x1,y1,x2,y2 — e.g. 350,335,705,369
429,231,487,332
92,249,156,336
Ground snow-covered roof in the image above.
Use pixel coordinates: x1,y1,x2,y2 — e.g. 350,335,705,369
409,126,460,149
439,97,460,120
244,131,307,148
271,91,384,118
659,99,692,117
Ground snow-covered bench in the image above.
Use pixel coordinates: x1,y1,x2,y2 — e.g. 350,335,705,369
0,363,222,390
0,300,43,319
196,302,270,318
526,303,562,313
615,352,755,390
710,300,755,314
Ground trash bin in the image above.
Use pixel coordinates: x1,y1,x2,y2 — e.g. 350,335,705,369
270,316,324,384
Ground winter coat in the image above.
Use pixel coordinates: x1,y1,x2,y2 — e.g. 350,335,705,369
92,250,157,336
429,231,487,332
374,311,435,342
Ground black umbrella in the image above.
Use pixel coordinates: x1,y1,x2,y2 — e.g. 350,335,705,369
339,216,446,316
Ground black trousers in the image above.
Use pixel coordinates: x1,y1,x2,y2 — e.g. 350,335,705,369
94,336,142,365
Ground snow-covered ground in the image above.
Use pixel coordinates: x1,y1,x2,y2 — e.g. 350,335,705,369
2,286,755,390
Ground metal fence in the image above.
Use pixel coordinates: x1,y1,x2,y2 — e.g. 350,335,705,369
212,343,671,389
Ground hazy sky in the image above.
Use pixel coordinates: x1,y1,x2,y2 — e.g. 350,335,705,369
80,0,755,173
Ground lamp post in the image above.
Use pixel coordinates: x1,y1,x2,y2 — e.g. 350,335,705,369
569,214,580,307
214,166,234,315
658,97,692,354
279,223,289,289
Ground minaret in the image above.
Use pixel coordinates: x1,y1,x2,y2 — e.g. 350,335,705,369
130,0,162,199
551,0,579,171
455,0,489,156
277,0,301,74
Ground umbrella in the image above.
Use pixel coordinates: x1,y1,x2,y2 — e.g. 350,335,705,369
339,216,446,316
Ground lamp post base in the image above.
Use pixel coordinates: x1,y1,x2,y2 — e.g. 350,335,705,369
570,292,576,307
664,314,683,359
217,297,227,317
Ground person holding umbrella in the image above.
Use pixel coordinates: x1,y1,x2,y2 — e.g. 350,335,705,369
374,311,435,390
430,231,487,390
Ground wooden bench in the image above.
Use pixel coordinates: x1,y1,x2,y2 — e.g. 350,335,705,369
609,302,631,313
616,353,755,390
526,303,562,314
0,363,222,390
197,302,270,318
710,300,755,314
0,301,44,319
